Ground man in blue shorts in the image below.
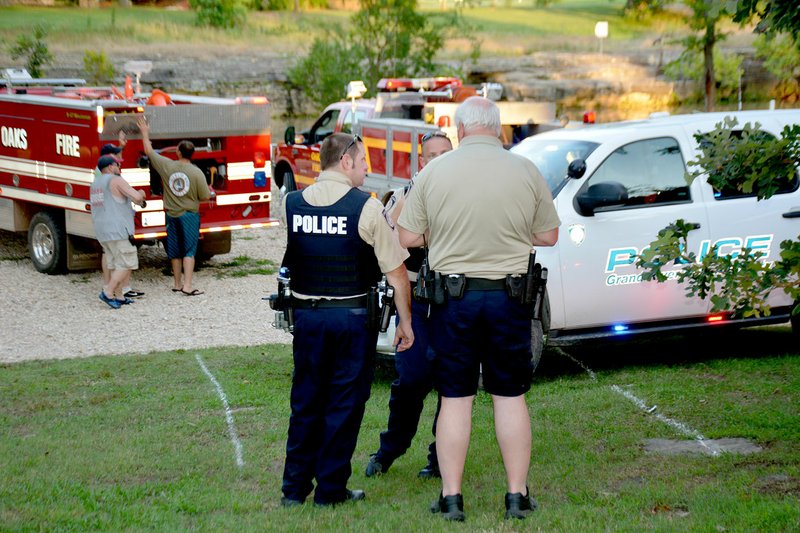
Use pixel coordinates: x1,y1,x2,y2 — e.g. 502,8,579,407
398,97,560,521
137,116,214,295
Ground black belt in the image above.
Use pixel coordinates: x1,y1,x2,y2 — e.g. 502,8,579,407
465,277,506,290
292,296,368,309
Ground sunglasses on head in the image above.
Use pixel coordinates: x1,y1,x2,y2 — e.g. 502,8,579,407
340,134,362,160
421,131,449,144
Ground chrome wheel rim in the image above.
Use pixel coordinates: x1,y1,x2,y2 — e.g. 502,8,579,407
31,223,54,265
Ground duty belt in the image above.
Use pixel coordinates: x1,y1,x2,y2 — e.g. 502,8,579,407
465,277,506,290
292,295,368,309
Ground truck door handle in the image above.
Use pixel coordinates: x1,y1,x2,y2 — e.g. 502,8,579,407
783,209,800,219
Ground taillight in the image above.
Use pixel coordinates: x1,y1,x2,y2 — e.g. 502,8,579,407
583,110,596,124
254,152,266,169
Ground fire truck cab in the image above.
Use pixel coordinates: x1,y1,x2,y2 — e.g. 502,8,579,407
0,72,278,273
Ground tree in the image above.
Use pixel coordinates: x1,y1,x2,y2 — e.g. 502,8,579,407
8,24,54,78
637,117,800,324
675,1,740,112
731,0,800,40
287,0,468,110
350,0,444,92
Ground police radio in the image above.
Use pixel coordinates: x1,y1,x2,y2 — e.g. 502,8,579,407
267,266,294,333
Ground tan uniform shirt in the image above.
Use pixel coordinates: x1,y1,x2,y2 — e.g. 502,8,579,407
398,135,560,279
149,152,210,217
282,170,409,297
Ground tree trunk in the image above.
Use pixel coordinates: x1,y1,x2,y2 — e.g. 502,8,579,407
704,20,716,112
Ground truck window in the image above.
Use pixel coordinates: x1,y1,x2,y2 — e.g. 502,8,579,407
341,109,369,134
511,139,599,197
586,137,690,209
698,130,800,200
310,109,340,144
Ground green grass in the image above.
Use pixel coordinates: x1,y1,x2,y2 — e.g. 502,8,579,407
211,255,277,278
1,327,798,530
0,0,743,59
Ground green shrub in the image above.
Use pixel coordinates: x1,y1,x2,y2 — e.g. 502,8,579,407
83,50,116,85
8,23,54,78
189,0,246,28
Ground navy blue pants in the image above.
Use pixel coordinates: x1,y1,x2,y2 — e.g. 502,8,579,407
376,298,440,469
281,306,376,505
430,289,533,398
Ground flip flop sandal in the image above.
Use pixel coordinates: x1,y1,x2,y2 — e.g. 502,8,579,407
181,289,204,296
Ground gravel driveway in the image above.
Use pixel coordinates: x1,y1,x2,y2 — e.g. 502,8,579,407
0,226,293,363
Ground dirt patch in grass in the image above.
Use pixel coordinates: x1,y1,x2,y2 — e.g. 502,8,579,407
755,474,800,498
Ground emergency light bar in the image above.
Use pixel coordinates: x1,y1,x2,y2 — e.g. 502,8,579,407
377,77,462,92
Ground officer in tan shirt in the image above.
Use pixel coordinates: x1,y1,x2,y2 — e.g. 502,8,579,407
398,96,560,521
280,132,413,508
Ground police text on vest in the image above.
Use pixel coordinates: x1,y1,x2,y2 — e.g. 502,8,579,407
292,214,347,235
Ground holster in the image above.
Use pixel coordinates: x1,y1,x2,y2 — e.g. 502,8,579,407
414,262,435,302
445,274,466,300
432,272,446,305
366,287,380,332
505,274,525,304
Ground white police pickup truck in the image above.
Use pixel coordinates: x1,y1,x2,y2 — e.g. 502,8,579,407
376,109,799,362
511,109,800,353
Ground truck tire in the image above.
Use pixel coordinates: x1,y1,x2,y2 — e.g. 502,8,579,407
274,163,296,193
28,211,67,274
198,231,232,262
531,292,550,372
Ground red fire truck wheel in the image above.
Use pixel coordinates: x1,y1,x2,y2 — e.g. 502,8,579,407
27,211,67,275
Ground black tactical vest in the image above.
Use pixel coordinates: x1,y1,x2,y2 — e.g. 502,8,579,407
284,188,381,296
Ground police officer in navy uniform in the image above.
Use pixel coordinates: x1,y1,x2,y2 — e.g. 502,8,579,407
280,132,414,507
365,131,453,480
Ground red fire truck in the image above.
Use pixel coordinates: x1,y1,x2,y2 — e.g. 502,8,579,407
0,73,278,273
272,77,556,196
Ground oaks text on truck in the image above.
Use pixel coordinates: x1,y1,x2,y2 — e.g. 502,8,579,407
0,70,278,273
272,77,556,197
509,108,800,356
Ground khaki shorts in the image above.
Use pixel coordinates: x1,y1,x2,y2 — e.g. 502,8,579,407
101,239,139,271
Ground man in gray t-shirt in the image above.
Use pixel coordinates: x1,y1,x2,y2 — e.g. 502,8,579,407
90,155,146,309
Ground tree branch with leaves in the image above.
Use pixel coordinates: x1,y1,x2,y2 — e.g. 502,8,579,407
637,118,800,321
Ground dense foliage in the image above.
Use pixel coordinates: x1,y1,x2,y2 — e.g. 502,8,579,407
189,0,246,28
637,118,800,319
287,0,470,110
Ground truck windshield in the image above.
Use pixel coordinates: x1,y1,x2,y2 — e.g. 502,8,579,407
511,139,599,197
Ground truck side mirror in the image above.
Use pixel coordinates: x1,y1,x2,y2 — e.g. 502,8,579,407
567,158,586,179
283,126,294,144
575,181,628,216
284,126,295,145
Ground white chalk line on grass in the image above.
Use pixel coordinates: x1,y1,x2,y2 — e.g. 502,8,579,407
554,347,721,457
195,354,245,467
